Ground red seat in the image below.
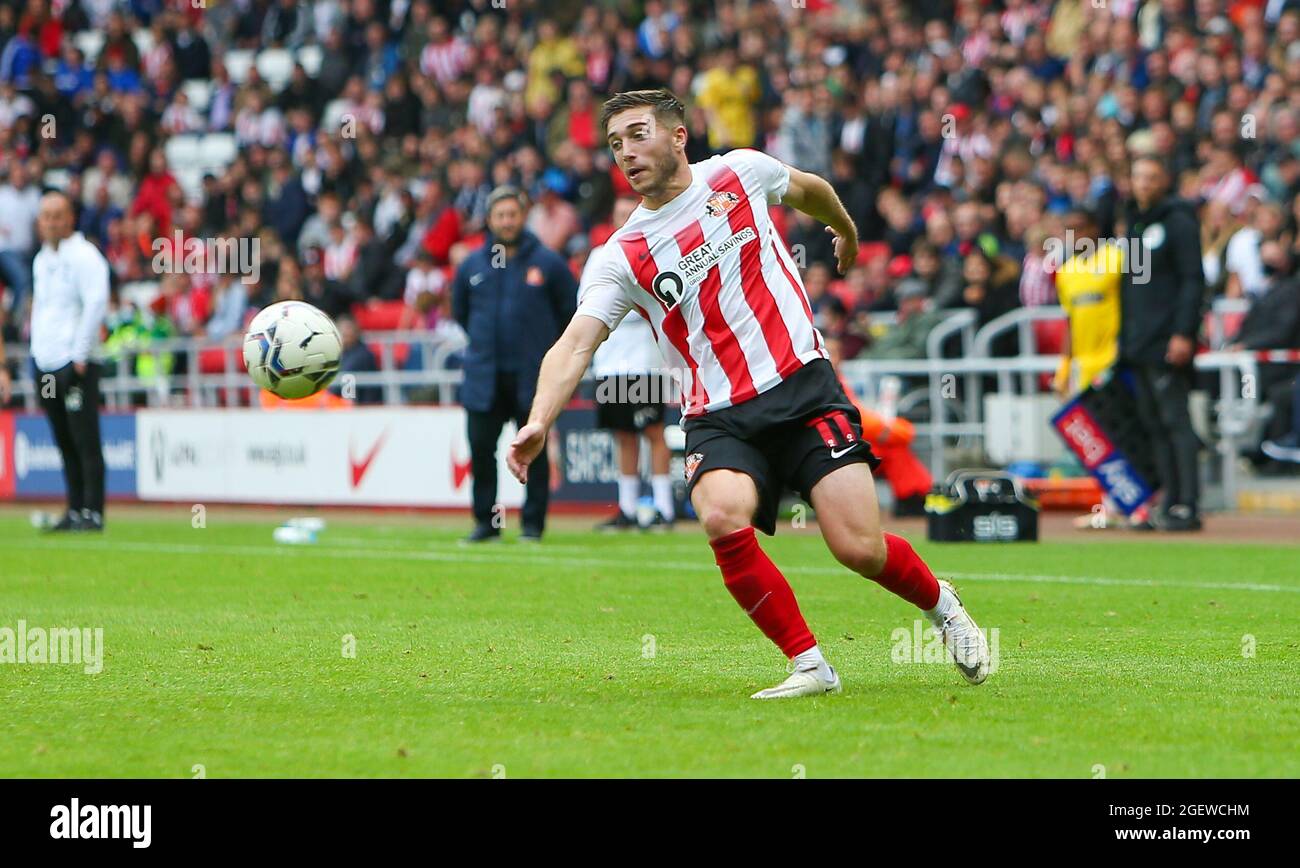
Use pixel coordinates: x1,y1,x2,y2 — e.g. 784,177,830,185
198,347,244,373
858,241,890,265
1033,318,1068,355
352,300,407,331
366,342,410,369
1033,318,1069,391
1206,310,1248,349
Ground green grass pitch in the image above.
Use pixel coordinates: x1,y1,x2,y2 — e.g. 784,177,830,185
2,510,1298,778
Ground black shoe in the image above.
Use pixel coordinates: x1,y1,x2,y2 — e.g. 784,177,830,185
893,494,928,517
79,509,104,532
519,528,543,543
1161,504,1202,532
641,511,675,532
461,525,501,544
44,510,85,533
596,511,638,532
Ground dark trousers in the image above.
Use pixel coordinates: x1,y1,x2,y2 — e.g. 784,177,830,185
36,361,105,515
1131,363,1200,512
467,372,549,533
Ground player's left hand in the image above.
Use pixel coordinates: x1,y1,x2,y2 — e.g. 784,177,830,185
826,226,859,275
507,422,547,484
1166,335,1194,367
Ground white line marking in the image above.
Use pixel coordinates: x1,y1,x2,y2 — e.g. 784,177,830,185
2,537,1297,594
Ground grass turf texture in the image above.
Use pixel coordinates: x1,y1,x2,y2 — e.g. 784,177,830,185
2,512,1298,778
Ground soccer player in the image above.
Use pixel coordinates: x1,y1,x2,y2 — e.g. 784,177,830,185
507,90,990,698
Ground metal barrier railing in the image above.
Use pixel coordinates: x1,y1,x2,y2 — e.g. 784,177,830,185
0,309,1274,505
840,351,1263,507
2,329,467,411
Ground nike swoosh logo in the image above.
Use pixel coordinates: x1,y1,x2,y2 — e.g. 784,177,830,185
830,443,858,459
745,591,772,615
349,430,390,487
452,455,472,488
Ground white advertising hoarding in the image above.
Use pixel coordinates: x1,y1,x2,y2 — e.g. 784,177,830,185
135,408,525,507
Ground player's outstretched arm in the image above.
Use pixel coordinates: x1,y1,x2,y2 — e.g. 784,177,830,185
782,166,859,275
507,314,610,483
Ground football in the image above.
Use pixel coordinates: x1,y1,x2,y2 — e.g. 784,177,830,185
242,301,343,399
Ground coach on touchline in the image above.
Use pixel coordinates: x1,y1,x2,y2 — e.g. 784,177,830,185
29,191,111,532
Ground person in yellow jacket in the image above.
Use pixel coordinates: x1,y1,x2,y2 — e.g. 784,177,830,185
1053,208,1129,529
1053,208,1123,397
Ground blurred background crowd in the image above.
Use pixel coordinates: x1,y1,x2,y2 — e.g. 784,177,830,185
1,0,1299,389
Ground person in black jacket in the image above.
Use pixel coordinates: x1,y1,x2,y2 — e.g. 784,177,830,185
1119,156,1206,530
1230,241,1300,465
451,187,578,543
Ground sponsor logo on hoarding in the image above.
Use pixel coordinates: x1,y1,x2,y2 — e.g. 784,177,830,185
1054,406,1114,469
347,429,389,488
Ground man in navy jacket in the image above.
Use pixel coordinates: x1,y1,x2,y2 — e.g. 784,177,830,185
452,187,578,542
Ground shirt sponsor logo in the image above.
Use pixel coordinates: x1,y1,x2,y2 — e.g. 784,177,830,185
676,226,756,286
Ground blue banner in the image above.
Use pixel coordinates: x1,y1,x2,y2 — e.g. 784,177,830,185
12,414,137,498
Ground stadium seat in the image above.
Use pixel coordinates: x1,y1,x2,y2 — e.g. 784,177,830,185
1032,318,1068,355
351,300,407,330
164,135,203,172
174,167,205,201
297,44,323,77
119,280,161,311
198,347,233,374
43,168,71,190
198,133,239,169
131,29,155,58
1207,310,1248,349
367,342,412,370
181,79,212,113
223,49,255,84
256,49,295,91
858,241,890,264
74,30,103,65
1033,318,1069,391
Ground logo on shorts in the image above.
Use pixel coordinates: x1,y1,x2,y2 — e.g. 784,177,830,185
684,452,704,482
705,191,740,218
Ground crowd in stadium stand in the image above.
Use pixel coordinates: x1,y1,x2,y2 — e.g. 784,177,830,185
1,0,1299,397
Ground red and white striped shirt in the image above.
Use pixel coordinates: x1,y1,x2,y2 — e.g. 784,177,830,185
576,149,828,417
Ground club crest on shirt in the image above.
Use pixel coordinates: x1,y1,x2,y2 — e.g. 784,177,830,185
705,191,740,218
526,265,546,285
684,452,704,482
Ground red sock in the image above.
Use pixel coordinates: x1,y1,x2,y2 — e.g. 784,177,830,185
875,533,942,610
710,527,816,658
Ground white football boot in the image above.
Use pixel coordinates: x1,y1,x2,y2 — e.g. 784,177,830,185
750,662,842,700
934,580,990,685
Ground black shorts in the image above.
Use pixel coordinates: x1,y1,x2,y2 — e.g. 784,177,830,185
682,359,881,535
595,374,666,432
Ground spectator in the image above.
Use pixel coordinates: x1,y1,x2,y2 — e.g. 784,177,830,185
0,158,41,315
332,312,381,404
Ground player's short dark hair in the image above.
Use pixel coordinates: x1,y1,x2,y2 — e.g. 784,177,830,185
599,88,687,138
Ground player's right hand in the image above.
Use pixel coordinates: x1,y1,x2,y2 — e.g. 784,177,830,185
826,225,859,275
0,368,11,404
507,422,547,483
